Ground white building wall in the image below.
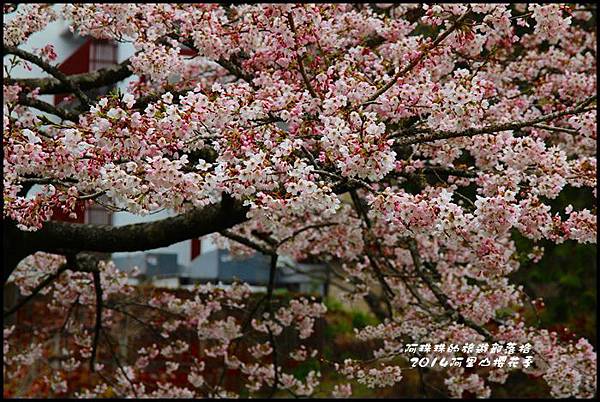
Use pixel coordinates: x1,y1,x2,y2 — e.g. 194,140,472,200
112,210,218,268
113,211,182,267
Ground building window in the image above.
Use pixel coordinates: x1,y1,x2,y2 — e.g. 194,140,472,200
85,204,112,225
89,40,117,71
51,38,117,226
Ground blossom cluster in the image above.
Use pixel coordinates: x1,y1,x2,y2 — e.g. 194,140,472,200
3,2,597,399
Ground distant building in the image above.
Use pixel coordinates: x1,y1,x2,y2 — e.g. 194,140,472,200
113,250,327,295
183,250,326,294
8,7,326,296
7,7,211,268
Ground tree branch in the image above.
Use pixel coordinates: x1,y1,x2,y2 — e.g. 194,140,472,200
266,254,279,306
5,46,91,106
361,8,472,107
167,33,257,89
216,55,257,89
3,262,70,318
406,239,494,342
3,197,249,283
266,253,279,398
349,189,395,309
392,95,596,146
5,59,132,95
287,13,321,100
277,223,339,248
90,268,103,372
220,229,275,256
16,93,79,121
30,196,248,254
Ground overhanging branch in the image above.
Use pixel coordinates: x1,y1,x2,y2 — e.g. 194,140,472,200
4,197,249,283
392,95,597,146
5,59,133,95
28,196,249,254
5,46,91,106
16,94,79,121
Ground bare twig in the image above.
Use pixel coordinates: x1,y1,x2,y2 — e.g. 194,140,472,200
287,13,321,100
348,189,396,313
277,223,339,247
406,239,494,341
104,304,166,342
220,229,275,256
533,123,579,135
3,262,70,318
102,330,138,397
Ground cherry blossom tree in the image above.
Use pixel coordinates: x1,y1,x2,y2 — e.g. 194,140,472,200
3,3,597,398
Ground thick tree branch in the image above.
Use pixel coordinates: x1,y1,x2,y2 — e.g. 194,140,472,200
29,196,249,254
4,165,368,284
3,197,249,283
5,59,133,95
16,93,79,121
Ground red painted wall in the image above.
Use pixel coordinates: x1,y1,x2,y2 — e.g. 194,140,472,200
191,238,201,260
54,39,91,105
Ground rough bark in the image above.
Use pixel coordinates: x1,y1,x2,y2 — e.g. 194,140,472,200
3,196,249,284
4,59,133,95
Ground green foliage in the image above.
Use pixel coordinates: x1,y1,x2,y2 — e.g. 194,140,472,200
351,310,379,330
323,297,378,337
324,297,344,312
511,186,597,345
291,358,321,381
